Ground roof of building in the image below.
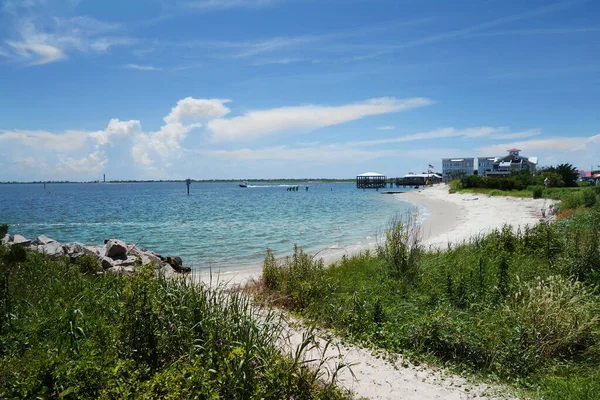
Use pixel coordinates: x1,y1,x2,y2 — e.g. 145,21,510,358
357,172,385,177
507,148,521,152
404,173,442,178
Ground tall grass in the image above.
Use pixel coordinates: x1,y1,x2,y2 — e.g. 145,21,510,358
0,235,350,399
259,207,600,398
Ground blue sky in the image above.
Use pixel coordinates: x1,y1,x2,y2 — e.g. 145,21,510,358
0,0,598,181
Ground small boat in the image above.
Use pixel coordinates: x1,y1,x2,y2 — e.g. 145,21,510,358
239,181,248,188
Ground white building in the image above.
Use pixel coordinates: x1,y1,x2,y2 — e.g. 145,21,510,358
441,158,474,181
478,149,538,177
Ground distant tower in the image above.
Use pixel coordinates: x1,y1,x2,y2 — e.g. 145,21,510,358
103,174,106,183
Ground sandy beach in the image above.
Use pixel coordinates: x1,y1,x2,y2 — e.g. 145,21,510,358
195,183,557,287
189,184,558,399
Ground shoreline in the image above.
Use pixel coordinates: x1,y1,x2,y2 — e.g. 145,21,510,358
194,184,558,286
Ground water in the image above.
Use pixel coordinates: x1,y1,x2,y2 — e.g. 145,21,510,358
0,182,417,271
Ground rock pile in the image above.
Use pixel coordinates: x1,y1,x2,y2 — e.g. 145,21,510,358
1,234,192,275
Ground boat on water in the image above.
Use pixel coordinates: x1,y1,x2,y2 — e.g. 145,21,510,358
239,180,249,188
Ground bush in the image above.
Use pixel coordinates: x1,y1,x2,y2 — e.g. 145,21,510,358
261,245,329,309
532,185,544,199
582,188,597,208
377,215,421,282
508,275,600,360
560,192,585,211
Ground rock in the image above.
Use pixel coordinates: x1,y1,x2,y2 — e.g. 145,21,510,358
113,256,138,267
63,242,94,259
104,239,128,258
38,241,64,257
166,256,182,269
140,252,163,268
100,256,114,269
83,245,102,256
159,264,177,278
166,256,190,273
1,234,11,245
12,234,31,246
33,235,55,245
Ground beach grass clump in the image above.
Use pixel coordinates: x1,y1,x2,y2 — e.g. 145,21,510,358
262,245,331,310
376,215,422,282
507,275,599,361
260,206,600,398
0,238,350,399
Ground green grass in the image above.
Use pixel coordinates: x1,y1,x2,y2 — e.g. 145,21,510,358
259,206,600,399
0,238,350,399
456,187,533,198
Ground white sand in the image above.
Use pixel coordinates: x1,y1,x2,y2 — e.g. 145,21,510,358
193,184,558,399
401,184,557,249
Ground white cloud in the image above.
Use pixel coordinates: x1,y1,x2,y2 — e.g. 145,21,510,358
53,151,108,175
130,97,228,167
1,17,135,65
377,125,395,130
123,63,162,71
88,118,141,146
478,134,600,155
350,127,542,146
6,41,65,64
91,37,137,52
148,122,195,153
0,129,88,151
207,97,433,142
132,135,152,166
164,97,231,124
210,145,395,163
350,127,498,146
252,57,306,66
185,0,279,10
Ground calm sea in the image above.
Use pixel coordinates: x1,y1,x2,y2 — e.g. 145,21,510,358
0,182,419,271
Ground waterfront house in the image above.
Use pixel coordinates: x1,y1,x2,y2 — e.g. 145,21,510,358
441,158,474,181
478,149,538,177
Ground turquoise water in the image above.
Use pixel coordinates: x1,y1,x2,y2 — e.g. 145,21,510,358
0,182,417,271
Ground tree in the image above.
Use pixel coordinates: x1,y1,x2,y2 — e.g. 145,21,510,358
555,163,579,187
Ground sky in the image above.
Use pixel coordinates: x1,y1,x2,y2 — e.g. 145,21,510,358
0,0,599,181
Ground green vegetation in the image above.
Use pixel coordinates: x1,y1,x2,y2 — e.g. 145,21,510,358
0,231,349,399
259,204,600,399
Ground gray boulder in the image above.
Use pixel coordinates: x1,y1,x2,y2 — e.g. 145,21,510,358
104,239,128,258
113,256,138,267
63,242,95,259
127,246,163,268
38,241,64,257
1,234,11,245
166,255,190,273
12,234,31,246
83,245,102,256
33,235,55,246
100,256,114,270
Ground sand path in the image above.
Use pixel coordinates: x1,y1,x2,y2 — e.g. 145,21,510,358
197,184,558,399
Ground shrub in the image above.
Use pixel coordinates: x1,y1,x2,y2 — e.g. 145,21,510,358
560,192,585,211
582,188,597,208
532,185,544,199
262,248,281,291
377,215,421,282
261,245,329,309
508,275,600,360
